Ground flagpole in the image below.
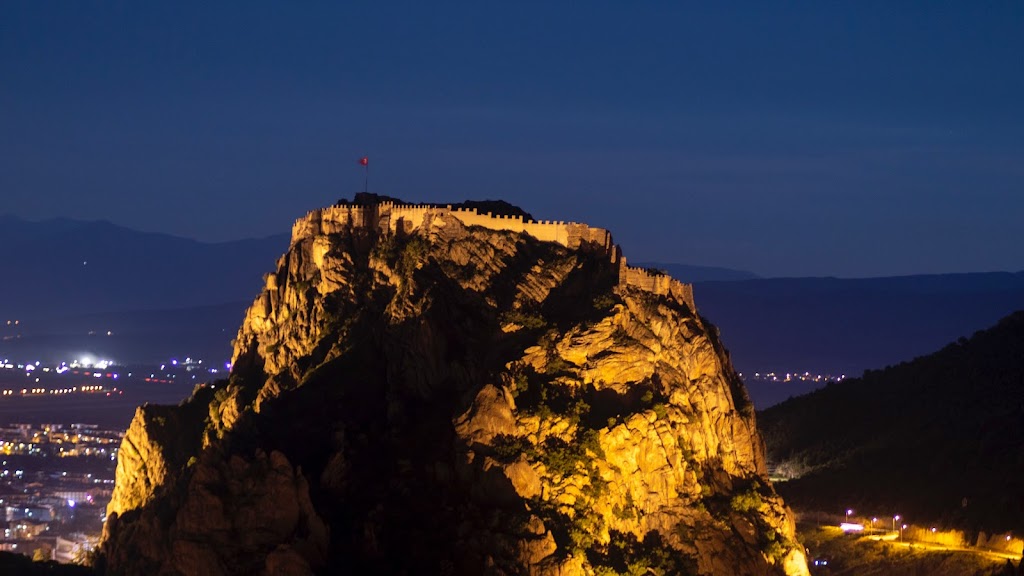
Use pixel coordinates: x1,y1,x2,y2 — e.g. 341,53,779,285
364,155,369,192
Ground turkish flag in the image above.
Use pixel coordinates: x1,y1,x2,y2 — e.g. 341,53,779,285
359,157,369,166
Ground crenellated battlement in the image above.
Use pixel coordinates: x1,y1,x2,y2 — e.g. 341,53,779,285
618,256,695,310
291,201,694,310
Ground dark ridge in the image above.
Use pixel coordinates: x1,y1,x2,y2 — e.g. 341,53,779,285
760,310,1024,533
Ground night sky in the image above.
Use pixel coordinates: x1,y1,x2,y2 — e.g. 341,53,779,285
2,2,1022,277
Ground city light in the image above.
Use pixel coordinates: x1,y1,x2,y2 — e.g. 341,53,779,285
0,422,123,555
0,356,229,397
0,352,238,563
746,370,848,384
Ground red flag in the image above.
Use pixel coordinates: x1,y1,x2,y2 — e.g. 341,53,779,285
359,157,368,166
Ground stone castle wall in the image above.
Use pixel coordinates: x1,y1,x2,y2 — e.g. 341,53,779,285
291,202,694,310
619,257,696,309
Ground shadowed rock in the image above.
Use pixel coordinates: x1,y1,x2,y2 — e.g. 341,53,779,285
99,200,809,575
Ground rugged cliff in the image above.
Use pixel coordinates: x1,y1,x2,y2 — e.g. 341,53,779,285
99,200,809,575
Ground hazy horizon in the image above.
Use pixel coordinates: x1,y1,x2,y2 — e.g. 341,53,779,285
4,209,1024,280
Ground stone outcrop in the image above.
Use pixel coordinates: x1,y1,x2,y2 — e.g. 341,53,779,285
99,199,808,575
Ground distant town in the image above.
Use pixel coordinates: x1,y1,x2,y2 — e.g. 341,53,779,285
0,422,122,562
0,352,229,564
0,355,229,396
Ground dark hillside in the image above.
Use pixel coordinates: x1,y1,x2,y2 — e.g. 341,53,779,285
760,310,1024,532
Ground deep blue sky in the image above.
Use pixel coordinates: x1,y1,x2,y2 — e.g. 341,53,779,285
2,2,1022,277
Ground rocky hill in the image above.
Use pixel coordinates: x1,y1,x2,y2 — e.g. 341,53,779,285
96,200,809,575
760,310,1024,533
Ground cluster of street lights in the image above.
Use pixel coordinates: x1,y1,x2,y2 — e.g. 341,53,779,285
845,508,1018,551
845,509,908,541
893,515,907,542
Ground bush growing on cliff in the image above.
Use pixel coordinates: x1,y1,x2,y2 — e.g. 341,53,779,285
500,309,547,330
512,366,590,425
579,428,604,458
539,437,586,477
400,236,429,277
372,232,397,260
509,371,529,399
612,507,636,523
731,489,763,513
377,234,431,289
651,402,668,420
592,292,619,311
587,531,697,576
760,529,787,564
544,356,571,375
491,434,535,462
208,386,231,420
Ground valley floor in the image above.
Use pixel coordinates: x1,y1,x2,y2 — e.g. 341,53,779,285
798,524,1020,576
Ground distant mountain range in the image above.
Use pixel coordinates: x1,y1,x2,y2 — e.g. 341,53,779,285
632,262,760,282
2,215,1023,379
0,301,249,365
0,214,288,319
694,273,1024,379
759,310,1024,533
625,265,1024,387
0,215,287,363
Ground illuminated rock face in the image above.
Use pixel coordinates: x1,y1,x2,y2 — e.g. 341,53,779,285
100,202,809,576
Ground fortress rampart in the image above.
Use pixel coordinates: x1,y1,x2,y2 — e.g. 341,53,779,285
291,202,694,310
619,258,695,308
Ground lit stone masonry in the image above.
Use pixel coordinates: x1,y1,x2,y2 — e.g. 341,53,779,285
290,201,697,311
